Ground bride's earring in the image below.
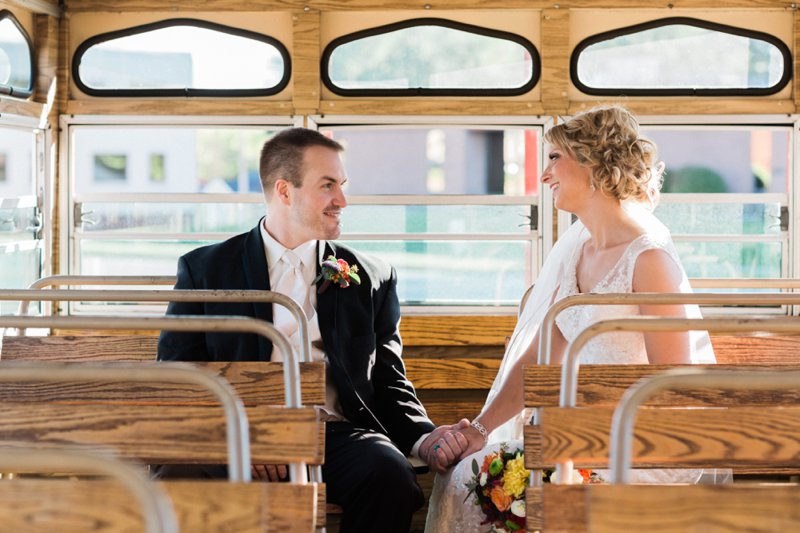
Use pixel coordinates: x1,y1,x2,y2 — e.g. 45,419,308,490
589,181,596,192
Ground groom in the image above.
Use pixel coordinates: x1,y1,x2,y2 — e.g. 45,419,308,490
157,128,468,532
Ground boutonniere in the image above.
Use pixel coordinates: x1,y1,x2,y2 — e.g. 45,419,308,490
313,255,361,293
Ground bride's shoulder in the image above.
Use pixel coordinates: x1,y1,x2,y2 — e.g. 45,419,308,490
631,243,684,292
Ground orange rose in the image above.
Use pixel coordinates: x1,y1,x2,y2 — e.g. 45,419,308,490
482,453,498,472
490,486,513,512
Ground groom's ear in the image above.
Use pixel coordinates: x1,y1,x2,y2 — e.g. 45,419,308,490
274,179,292,205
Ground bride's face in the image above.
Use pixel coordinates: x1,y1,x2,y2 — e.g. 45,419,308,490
541,146,593,212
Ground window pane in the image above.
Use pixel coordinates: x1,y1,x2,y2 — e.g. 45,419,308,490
0,243,41,313
675,241,782,279
0,127,33,197
343,204,533,234
324,127,540,195
0,205,36,244
347,240,530,305
655,203,781,235
325,20,537,94
0,14,32,96
575,19,789,94
76,22,288,94
74,128,275,194
78,202,264,233
645,127,790,193
78,239,215,275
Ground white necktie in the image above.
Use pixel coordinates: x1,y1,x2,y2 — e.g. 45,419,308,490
272,250,309,352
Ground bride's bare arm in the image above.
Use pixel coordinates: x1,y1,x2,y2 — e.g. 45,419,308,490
633,248,692,364
455,319,568,458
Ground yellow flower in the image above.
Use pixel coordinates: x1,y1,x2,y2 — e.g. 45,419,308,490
502,453,530,498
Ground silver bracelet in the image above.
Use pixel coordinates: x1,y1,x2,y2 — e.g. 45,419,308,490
470,420,488,439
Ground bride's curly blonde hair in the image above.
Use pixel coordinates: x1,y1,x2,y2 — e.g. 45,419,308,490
544,105,664,206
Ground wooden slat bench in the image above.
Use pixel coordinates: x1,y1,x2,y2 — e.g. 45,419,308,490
1,479,317,532
0,362,322,532
526,368,800,533
529,484,800,533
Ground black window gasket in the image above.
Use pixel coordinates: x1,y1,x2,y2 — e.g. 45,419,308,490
571,17,793,97
321,17,540,97
0,9,34,99
72,18,291,97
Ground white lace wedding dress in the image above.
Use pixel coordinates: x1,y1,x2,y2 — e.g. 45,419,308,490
425,231,717,533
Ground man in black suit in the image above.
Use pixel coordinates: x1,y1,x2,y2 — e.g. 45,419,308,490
157,128,467,532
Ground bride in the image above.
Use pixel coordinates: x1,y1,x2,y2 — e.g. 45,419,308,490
424,105,720,532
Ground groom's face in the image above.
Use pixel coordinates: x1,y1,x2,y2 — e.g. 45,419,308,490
285,145,348,242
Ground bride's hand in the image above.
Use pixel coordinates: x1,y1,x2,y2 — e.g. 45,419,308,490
420,419,470,473
456,423,488,460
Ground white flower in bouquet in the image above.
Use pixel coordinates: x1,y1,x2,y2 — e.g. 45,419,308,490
510,499,525,517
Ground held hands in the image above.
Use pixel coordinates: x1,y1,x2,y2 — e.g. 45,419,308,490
419,419,471,474
456,421,488,461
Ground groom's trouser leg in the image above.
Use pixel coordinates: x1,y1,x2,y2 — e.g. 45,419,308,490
323,421,424,533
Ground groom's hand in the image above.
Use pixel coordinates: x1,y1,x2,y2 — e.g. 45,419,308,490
419,419,470,474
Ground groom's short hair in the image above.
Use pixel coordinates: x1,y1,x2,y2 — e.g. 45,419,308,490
259,128,343,196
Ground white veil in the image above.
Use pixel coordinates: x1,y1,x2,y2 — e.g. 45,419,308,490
482,201,715,444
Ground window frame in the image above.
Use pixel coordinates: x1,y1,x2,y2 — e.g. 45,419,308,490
311,114,551,314
555,114,796,315
0,9,34,99
59,114,300,311
0,115,46,302
72,18,292,98
570,16,793,97
321,17,540,97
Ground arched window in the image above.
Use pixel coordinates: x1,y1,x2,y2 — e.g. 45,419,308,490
0,10,34,98
572,17,791,96
73,19,290,97
322,18,539,96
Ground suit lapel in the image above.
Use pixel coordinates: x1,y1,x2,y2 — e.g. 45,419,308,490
241,219,273,358
316,240,338,357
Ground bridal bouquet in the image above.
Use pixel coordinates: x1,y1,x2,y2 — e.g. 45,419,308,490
464,445,528,532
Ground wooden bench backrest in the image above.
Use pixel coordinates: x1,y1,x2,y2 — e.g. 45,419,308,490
3,478,318,532
5,332,796,426
1,402,321,464
0,360,325,406
525,404,800,470
529,484,800,533
524,363,800,408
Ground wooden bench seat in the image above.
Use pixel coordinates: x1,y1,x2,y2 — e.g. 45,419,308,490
528,484,800,532
2,478,318,532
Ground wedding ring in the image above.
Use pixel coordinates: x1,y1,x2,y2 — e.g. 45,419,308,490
432,443,441,452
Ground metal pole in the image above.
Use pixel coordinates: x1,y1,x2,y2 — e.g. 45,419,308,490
15,285,313,366
0,359,251,482
609,368,800,484
538,292,800,366
0,448,178,533
560,315,800,409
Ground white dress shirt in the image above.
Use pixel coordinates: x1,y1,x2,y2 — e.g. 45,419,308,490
261,221,428,458
260,222,345,420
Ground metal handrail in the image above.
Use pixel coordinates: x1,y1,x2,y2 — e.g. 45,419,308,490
0,313,312,483
17,280,311,368
6,288,315,485
0,358,252,482
521,278,800,313
561,315,800,408
609,368,800,484
539,292,800,366
0,448,178,533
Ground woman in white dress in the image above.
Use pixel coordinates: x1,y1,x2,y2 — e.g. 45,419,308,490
425,105,720,532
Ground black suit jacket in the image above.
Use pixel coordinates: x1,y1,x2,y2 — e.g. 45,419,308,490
157,220,435,455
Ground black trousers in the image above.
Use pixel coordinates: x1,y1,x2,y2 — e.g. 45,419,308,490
323,421,425,533
152,422,424,533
